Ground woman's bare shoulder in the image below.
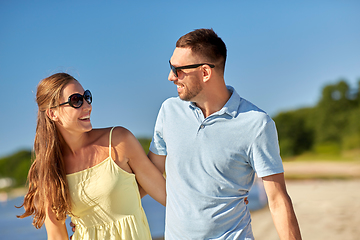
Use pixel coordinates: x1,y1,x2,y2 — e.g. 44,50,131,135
110,126,135,145
85,127,121,147
89,127,137,150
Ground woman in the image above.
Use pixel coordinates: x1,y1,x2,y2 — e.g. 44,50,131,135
17,73,166,240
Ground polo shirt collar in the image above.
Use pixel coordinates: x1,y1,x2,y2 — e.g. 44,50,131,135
189,85,241,118
218,86,240,117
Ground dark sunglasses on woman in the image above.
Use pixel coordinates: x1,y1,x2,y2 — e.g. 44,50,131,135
52,90,92,109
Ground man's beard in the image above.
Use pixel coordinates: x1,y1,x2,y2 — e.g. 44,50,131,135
179,80,203,102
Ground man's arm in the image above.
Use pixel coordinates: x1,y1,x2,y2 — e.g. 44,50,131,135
262,173,302,240
148,151,166,174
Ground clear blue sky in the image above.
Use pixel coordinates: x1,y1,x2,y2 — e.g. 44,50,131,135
1,0,359,157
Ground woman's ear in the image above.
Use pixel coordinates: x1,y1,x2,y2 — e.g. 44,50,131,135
46,108,59,121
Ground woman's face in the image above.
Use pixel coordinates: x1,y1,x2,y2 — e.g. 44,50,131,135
53,80,92,134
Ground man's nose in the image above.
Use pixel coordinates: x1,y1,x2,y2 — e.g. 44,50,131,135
168,70,177,81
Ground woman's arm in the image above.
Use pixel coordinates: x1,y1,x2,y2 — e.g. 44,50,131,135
114,128,166,206
44,204,69,240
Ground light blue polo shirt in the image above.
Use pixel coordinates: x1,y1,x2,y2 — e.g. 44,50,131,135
149,86,284,240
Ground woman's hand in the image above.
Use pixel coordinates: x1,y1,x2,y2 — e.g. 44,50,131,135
69,221,76,239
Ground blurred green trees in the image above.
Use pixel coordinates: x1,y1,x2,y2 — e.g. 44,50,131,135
0,150,32,188
273,79,360,158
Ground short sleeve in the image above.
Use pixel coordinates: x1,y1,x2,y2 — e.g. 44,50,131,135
149,102,167,156
249,118,284,177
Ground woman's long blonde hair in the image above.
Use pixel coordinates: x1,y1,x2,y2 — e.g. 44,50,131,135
18,73,76,228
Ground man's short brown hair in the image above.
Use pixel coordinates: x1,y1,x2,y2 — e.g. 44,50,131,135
176,28,227,73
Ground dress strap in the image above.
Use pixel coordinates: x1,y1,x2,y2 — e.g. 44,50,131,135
109,127,116,157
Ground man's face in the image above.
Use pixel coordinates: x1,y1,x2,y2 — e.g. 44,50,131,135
168,48,204,102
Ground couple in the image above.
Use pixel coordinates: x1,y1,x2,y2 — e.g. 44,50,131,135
19,29,302,240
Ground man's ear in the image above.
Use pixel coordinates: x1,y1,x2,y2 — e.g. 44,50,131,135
46,108,59,121
202,65,212,83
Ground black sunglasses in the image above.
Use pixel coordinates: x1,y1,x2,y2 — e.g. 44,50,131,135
169,61,215,77
52,90,92,109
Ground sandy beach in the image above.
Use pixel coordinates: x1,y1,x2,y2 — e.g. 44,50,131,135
251,179,360,240
250,161,360,240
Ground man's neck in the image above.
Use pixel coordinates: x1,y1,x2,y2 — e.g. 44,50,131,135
195,84,231,118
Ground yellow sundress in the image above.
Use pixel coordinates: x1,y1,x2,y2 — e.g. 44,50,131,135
66,127,152,240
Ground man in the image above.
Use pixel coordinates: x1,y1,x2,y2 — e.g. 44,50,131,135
148,28,302,239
